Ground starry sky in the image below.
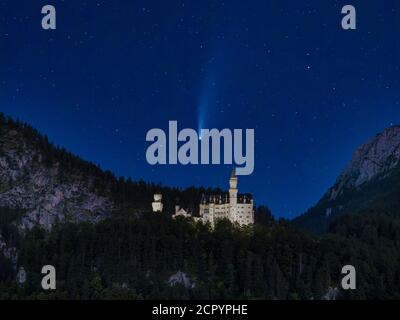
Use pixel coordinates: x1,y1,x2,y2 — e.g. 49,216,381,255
1,0,400,218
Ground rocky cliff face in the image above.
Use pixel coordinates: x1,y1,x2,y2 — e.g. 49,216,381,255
0,125,113,230
294,125,400,234
328,125,400,200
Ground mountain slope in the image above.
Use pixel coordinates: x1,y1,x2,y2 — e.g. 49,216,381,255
293,125,400,234
0,114,114,230
0,113,228,230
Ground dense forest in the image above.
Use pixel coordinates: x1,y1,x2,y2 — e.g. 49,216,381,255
1,206,400,300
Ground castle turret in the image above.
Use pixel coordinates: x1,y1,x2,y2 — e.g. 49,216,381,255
229,168,238,222
152,194,163,213
229,168,238,204
229,168,238,189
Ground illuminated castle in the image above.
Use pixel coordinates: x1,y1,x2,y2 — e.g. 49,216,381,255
198,169,254,227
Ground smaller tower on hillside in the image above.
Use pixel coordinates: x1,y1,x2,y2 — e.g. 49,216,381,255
152,194,163,213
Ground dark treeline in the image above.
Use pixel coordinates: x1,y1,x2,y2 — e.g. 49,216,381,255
1,207,400,300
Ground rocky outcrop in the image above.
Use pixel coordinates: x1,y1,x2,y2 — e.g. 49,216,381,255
0,123,113,230
322,287,340,300
167,271,195,289
328,125,400,200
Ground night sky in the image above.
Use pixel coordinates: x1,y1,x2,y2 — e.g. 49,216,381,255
1,1,400,218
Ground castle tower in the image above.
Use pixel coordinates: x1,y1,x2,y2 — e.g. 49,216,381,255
152,194,163,213
229,168,238,222
229,168,238,202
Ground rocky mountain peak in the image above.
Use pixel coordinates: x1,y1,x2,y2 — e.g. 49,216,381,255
329,125,400,200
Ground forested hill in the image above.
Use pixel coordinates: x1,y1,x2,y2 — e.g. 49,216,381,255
0,112,228,229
